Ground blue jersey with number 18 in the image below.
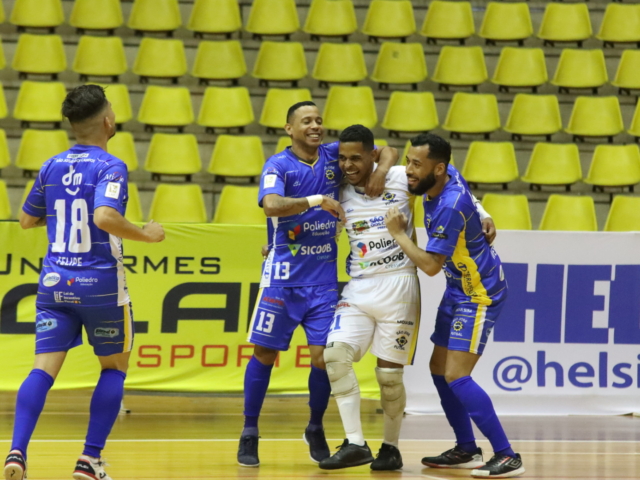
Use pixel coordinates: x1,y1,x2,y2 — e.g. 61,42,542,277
23,144,130,307
258,142,342,288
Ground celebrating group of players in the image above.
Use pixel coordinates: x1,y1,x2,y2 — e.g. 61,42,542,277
3,86,524,480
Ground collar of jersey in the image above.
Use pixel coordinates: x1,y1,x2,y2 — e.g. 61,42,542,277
286,146,320,168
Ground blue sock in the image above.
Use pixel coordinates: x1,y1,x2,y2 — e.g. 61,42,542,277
11,369,55,459
449,376,515,457
83,369,126,458
432,374,477,453
307,365,331,429
242,356,273,436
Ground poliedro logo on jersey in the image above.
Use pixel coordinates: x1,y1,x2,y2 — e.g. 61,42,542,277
288,223,302,240
290,243,334,257
304,220,336,236
357,242,367,257
367,238,396,253
69,276,99,287
359,252,405,269
94,327,119,338
43,272,61,287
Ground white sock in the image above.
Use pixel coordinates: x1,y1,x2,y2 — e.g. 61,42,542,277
335,393,365,446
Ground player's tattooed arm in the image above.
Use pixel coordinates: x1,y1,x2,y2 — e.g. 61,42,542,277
385,206,446,277
365,146,398,197
94,206,165,243
262,193,345,222
18,211,46,229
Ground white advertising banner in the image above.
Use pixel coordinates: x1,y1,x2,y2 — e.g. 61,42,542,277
405,230,640,415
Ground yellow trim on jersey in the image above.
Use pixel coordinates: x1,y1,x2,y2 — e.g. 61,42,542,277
450,214,491,306
407,292,421,365
247,288,264,341
123,304,133,353
469,304,487,354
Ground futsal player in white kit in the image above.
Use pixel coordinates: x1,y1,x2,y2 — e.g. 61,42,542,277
320,125,493,471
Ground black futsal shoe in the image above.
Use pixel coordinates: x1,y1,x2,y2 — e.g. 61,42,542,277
4,450,26,480
422,445,484,469
471,453,525,478
319,439,374,470
370,443,403,471
303,426,330,463
237,435,260,467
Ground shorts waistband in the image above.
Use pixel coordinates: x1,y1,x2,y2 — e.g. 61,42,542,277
351,267,417,280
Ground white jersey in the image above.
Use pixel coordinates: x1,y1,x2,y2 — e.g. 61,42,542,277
341,166,415,278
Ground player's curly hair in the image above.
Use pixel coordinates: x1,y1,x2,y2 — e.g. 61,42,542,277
339,124,374,151
62,85,109,124
410,133,451,164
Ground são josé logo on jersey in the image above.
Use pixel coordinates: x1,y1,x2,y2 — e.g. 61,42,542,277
325,168,335,180
382,192,398,205
357,242,368,258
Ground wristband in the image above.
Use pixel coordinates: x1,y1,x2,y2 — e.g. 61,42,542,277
307,195,323,207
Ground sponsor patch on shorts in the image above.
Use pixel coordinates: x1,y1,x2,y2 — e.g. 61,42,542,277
36,318,57,332
94,327,119,338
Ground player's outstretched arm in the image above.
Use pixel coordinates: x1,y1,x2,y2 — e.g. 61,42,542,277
19,211,46,229
94,206,165,243
384,206,446,277
263,193,345,221
365,146,398,197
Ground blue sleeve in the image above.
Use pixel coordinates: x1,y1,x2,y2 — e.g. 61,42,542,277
94,163,128,215
426,206,465,257
22,166,48,217
258,158,286,207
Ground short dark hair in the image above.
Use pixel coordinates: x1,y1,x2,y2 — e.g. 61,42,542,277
339,124,374,151
410,133,451,164
286,101,317,123
62,85,109,123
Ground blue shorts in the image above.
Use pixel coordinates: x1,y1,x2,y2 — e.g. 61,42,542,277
248,284,338,351
431,291,506,355
35,303,135,356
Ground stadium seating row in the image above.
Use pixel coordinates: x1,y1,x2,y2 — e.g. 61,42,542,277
6,36,640,95
7,0,640,47
4,83,640,142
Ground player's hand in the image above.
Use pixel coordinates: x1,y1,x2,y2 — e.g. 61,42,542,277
261,244,270,259
482,217,497,244
321,195,346,223
385,206,408,237
365,166,387,197
142,220,165,243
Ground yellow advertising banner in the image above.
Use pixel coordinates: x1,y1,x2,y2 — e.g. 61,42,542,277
0,222,380,396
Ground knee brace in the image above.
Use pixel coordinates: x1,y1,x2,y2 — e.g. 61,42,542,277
324,342,359,398
375,367,406,418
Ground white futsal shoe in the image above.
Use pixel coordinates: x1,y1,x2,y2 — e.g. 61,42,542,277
4,450,27,480
72,455,112,480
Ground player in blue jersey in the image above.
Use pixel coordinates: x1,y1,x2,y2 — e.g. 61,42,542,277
238,102,397,467
385,134,525,479
3,85,165,480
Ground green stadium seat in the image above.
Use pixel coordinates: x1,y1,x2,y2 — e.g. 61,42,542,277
461,142,519,188
108,132,138,171
443,93,500,139
125,183,144,223
538,3,592,47
420,1,474,45
197,87,254,134
370,43,426,90
521,143,582,191
11,0,64,32
0,130,9,171
481,194,532,230
604,196,640,232
191,40,246,86
584,145,640,192
70,0,123,34
16,130,69,173
252,42,307,88
362,0,416,42
14,81,67,128
381,92,438,137
303,0,357,41
551,49,608,94
245,0,299,40
323,86,377,134
565,96,623,143
479,2,533,46
0,180,11,220
491,47,547,93
612,50,640,96
138,86,194,132
504,94,562,141
432,46,487,91
260,88,312,134
313,43,367,88
596,3,640,48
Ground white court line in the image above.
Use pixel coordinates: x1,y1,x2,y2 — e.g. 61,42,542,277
0,439,638,444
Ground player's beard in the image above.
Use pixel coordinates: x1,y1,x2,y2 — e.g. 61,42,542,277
408,171,436,196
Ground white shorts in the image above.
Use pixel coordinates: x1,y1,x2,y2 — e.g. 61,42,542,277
327,271,421,365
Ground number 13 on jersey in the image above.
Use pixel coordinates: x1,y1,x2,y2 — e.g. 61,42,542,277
272,262,290,280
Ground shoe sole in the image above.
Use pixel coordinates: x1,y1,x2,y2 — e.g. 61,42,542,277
302,432,330,464
471,466,526,478
371,464,403,471
72,472,98,480
4,464,25,480
319,457,374,470
237,461,260,468
422,460,486,469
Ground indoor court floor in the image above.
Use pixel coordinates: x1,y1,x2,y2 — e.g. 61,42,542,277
0,391,638,480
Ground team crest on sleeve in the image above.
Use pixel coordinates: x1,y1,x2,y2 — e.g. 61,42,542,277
105,182,121,199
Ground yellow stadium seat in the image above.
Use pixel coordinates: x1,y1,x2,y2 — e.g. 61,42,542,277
604,196,640,232
596,3,640,48
413,195,425,227
133,38,187,84
313,43,367,88
246,0,299,40
252,42,307,88
461,142,518,188
374,139,388,147
0,180,11,220
10,0,64,31
260,88,312,134
480,2,533,46
0,130,9,171
566,96,623,143
14,81,67,128
0,4,4,24
362,0,416,42
108,131,138,171
150,184,207,223
504,94,562,141
12,34,66,80
323,86,377,134
188,0,242,38
74,36,127,82
491,47,547,93
584,145,640,192
16,130,69,172
481,194,532,230
370,43,427,90
521,143,582,190
420,0,474,45
0,41,5,71
101,84,132,125
443,93,500,139
628,102,640,142
213,186,264,225
538,3,592,47
303,0,357,41
551,49,607,94
198,86,254,134
70,0,123,34
539,195,597,232
381,92,438,137
432,46,487,91
144,134,202,180
208,135,264,179
275,136,292,154
125,182,143,223
191,40,246,86
138,86,194,132
19,180,36,218
612,50,640,96
128,0,181,35
0,84,7,120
